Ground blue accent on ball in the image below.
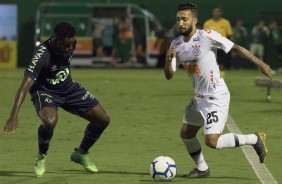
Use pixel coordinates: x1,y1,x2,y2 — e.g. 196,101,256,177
151,160,177,180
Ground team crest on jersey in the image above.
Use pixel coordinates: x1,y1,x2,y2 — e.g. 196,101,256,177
192,45,201,56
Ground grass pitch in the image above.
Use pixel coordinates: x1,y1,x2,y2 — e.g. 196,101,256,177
0,68,281,184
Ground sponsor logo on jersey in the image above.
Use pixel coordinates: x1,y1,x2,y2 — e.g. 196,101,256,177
192,44,201,56
210,70,216,91
198,30,204,35
27,46,46,72
46,68,70,85
184,61,201,75
193,36,200,42
206,36,216,44
195,93,204,98
51,65,57,71
206,35,226,50
174,36,182,46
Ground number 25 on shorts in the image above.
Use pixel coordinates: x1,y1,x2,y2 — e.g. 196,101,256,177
207,111,218,124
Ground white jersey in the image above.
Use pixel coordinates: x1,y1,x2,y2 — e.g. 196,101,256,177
171,29,234,96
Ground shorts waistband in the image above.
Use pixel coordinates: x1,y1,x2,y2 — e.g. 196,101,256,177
194,92,229,100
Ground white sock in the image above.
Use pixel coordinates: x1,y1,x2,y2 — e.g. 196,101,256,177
216,133,258,149
182,137,208,171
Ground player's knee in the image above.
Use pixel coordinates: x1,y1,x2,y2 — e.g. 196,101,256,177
97,114,111,128
180,128,194,139
41,115,58,130
103,114,111,126
180,129,187,139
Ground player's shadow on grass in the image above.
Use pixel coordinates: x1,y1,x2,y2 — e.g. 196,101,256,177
139,175,252,182
62,169,149,176
0,170,56,177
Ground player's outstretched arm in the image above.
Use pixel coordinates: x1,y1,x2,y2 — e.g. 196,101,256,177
164,48,176,80
3,76,34,134
232,44,272,79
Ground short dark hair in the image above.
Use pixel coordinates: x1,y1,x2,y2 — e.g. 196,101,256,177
178,3,198,18
213,5,223,11
53,22,76,39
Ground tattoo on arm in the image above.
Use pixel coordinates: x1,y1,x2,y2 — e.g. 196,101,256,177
233,44,263,67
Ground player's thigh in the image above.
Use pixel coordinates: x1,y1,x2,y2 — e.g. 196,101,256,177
200,93,230,135
61,83,99,115
181,98,204,138
183,99,205,127
62,83,110,126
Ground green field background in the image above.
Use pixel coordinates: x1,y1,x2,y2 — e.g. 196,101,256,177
0,68,281,184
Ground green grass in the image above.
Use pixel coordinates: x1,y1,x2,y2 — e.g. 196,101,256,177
0,68,281,184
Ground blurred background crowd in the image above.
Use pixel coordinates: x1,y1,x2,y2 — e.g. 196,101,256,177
0,0,281,70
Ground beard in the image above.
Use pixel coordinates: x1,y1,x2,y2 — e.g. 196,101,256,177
179,25,193,37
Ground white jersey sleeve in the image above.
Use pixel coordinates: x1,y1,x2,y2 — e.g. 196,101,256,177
204,29,234,54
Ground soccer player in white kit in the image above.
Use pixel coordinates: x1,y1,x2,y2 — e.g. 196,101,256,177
164,3,273,178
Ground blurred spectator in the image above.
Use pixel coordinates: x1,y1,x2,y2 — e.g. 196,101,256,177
250,20,269,60
233,19,248,48
231,19,248,69
268,20,282,59
101,22,116,56
135,43,146,64
92,23,103,57
110,17,133,67
203,5,233,71
156,30,170,68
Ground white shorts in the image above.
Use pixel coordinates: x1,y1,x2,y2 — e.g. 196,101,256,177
183,92,230,135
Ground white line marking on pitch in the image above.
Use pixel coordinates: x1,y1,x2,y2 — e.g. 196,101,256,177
227,115,278,184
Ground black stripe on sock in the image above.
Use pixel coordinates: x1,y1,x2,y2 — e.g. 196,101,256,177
189,148,202,157
234,135,240,147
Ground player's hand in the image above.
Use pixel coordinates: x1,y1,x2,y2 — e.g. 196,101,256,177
3,117,19,134
259,62,273,79
166,48,175,62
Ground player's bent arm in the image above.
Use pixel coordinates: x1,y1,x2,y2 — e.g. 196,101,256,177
232,44,273,79
164,59,175,80
164,48,176,80
4,76,34,133
9,76,34,118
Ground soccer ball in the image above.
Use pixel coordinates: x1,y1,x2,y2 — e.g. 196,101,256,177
150,156,177,181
